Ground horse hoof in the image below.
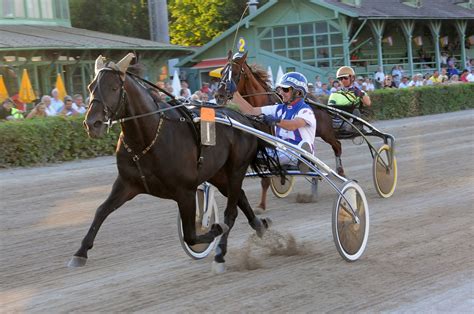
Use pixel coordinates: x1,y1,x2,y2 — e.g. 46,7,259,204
218,223,229,235
67,256,87,267
263,217,272,229
256,218,272,238
212,261,226,274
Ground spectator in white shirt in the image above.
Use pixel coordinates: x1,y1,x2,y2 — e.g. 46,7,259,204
362,78,375,92
398,76,410,89
42,95,56,116
50,88,64,114
466,69,474,82
72,94,87,115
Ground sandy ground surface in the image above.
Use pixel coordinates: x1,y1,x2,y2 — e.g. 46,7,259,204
1,110,473,312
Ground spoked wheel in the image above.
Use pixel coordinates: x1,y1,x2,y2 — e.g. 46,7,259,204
373,144,397,198
332,181,369,262
270,175,295,198
178,183,219,259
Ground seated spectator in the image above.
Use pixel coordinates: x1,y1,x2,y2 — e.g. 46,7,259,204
59,95,80,117
398,76,410,88
0,98,20,120
448,74,461,84
179,88,191,99
41,95,56,116
383,75,396,88
50,88,64,114
191,91,202,101
467,69,474,82
447,63,460,78
72,94,87,115
362,78,375,92
200,82,212,99
26,102,48,119
319,83,330,95
391,65,402,87
409,73,424,87
439,68,449,83
354,76,364,89
180,81,192,97
330,80,341,93
429,70,444,84
424,73,433,85
460,69,469,82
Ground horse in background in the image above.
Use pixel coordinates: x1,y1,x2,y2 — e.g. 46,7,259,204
215,51,344,211
70,53,275,273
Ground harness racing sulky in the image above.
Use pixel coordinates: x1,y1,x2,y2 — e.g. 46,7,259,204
69,53,371,274
214,51,397,211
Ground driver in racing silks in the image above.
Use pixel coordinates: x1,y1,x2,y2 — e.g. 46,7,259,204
231,72,316,172
328,66,371,132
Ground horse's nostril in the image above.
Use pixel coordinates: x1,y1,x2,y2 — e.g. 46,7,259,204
93,121,103,128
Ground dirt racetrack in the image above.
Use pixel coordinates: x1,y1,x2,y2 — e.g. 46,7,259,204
1,110,473,312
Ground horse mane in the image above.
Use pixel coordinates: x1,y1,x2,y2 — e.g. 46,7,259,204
127,63,146,77
248,64,272,88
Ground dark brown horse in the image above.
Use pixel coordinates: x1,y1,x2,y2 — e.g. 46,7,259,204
69,53,274,273
215,51,344,211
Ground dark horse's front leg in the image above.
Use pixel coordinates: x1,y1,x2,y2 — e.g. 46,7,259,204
178,189,228,246
211,174,271,273
68,176,139,267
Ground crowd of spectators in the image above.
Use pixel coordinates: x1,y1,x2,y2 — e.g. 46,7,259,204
0,88,88,121
308,58,474,98
2,57,473,122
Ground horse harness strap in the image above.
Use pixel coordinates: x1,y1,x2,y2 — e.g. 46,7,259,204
120,113,165,194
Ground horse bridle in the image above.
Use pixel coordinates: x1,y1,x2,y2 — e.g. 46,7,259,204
219,59,243,101
219,58,282,104
89,67,127,128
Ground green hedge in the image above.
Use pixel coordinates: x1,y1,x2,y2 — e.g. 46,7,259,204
369,83,474,120
0,84,473,167
0,116,120,167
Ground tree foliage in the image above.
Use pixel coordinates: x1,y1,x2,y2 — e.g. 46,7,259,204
69,0,150,39
168,0,250,46
69,0,268,45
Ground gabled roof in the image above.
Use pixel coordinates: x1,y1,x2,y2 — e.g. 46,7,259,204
0,25,193,56
320,0,474,19
177,0,279,67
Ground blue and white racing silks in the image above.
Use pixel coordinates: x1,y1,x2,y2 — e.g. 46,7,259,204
261,99,316,154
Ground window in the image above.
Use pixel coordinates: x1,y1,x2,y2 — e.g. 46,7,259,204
259,21,343,68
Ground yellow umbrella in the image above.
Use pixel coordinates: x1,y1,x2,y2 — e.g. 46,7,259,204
209,67,223,78
18,69,36,103
55,73,67,100
0,75,9,103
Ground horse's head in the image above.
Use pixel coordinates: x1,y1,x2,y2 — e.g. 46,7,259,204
84,53,135,138
215,50,248,105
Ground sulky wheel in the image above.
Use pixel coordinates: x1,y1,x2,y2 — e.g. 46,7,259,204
332,181,369,262
373,144,398,198
270,175,295,198
178,184,219,259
